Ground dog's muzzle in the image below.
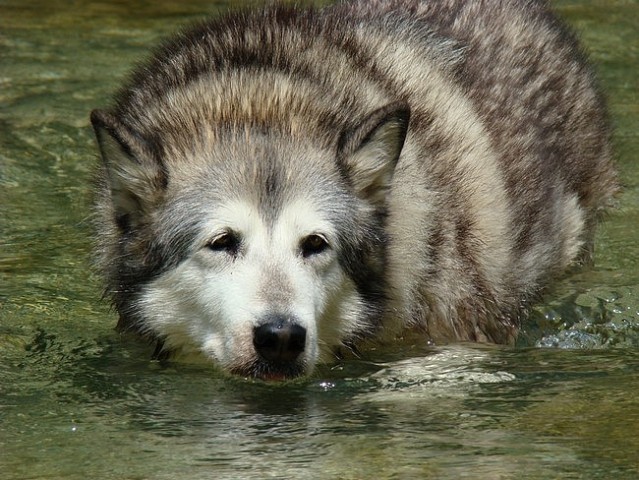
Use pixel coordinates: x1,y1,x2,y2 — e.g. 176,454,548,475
253,315,306,364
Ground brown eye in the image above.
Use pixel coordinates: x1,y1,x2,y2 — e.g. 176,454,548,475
300,234,329,258
208,231,240,255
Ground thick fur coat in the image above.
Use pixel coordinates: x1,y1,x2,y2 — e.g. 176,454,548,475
91,0,616,378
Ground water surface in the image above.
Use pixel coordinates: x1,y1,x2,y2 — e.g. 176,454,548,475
1,0,638,478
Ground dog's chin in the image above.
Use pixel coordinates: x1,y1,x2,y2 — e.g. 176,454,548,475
231,359,308,382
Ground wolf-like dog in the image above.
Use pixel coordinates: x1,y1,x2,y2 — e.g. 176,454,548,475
91,0,617,380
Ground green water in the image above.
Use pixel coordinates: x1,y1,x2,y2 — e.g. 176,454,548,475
1,1,638,478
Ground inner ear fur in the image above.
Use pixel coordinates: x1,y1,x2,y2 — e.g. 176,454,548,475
91,109,165,231
337,102,411,205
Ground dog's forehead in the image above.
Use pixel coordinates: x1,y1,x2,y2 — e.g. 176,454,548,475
167,131,348,220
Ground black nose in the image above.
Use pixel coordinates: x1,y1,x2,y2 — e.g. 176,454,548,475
253,316,306,363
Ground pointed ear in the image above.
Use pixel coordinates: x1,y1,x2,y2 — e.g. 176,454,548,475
91,109,165,231
337,102,410,205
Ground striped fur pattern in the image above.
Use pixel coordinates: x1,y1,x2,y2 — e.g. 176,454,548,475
91,0,616,379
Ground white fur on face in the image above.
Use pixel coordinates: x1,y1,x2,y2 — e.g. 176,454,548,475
137,198,363,375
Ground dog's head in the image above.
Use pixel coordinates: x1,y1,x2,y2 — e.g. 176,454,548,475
91,103,409,380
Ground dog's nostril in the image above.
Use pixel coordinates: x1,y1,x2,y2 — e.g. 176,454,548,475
253,319,306,363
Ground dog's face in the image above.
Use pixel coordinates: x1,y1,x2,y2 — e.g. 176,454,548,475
140,194,362,380
91,103,409,380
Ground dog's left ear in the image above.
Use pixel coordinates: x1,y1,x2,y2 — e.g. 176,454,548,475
337,102,410,205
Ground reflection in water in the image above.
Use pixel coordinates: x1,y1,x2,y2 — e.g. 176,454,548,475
1,0,638,478
3,332,639,479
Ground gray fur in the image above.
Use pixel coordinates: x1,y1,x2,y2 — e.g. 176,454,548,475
91,0,616,378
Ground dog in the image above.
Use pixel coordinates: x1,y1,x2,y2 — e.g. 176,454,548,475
90,0,617,380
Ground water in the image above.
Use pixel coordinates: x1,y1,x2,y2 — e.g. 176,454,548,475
1,0,638,478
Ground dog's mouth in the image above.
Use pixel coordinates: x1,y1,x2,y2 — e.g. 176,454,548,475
231,359,307,382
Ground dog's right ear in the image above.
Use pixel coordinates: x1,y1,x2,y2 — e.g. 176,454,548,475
91,110,165,231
